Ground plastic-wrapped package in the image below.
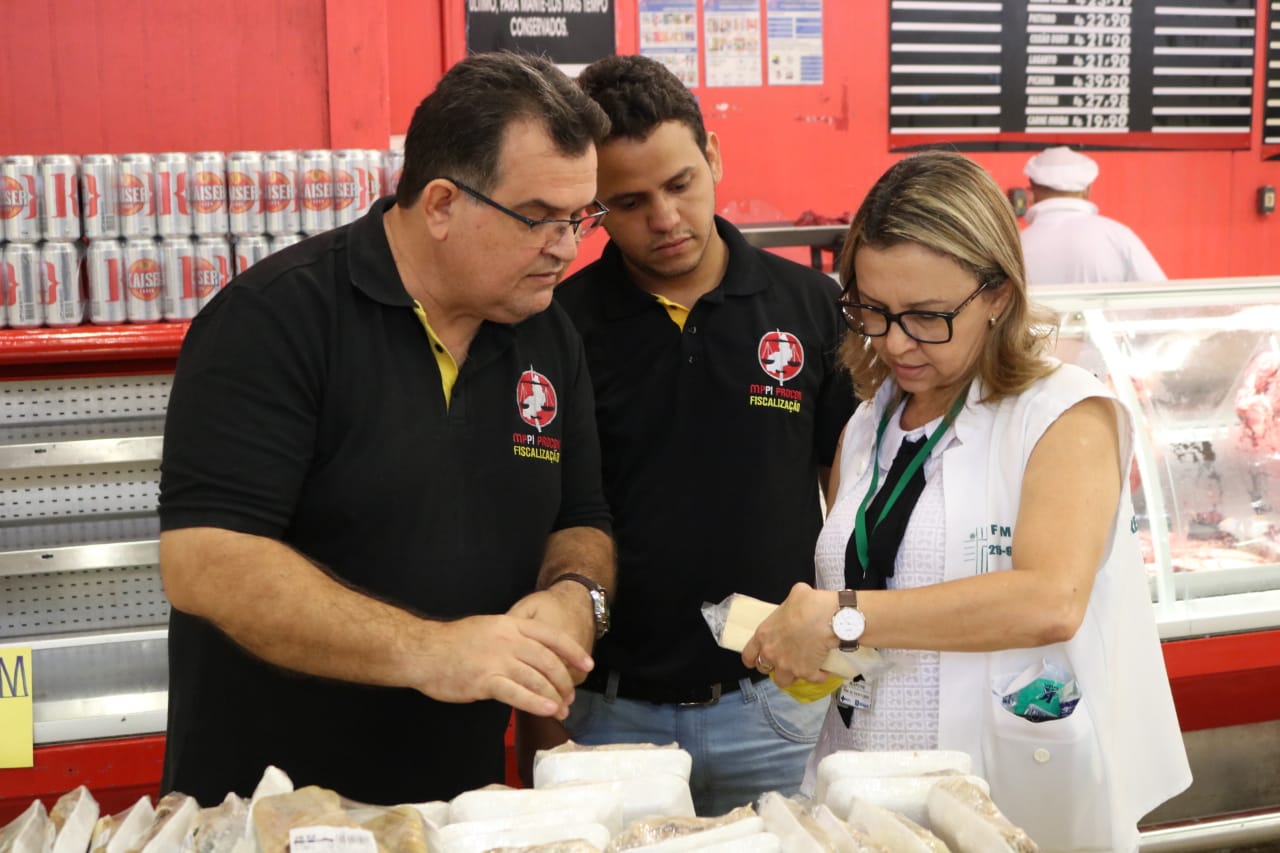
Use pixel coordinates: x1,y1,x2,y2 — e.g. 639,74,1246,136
533,742,693,787
180,793,248,853
824,772,989,828
250,787,358,853
0,799,54,853
126,792,199,853
50,786,99,853
90,796,155,853
347,804,428,852
693,834,781,853
806,804,888,853
483,843,602,853
812,750,972,804
846,798,948,852
431,807,600,847
756,793,834,853
434,822,611,853
402,801,449,828
450,774,695,835
606,807,761,851
926,777,1039,853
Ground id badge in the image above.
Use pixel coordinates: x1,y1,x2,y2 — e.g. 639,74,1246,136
838,676,873,711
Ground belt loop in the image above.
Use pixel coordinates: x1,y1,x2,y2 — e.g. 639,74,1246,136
603,670,621,703
739,677,760,702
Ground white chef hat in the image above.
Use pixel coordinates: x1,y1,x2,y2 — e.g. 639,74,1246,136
1024,146,1099,191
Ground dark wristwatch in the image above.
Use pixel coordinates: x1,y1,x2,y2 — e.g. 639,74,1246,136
832,588,866,651
548,572,610,639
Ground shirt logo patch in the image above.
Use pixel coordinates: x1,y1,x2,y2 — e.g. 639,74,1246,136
758,330,804,384
516,367,557,432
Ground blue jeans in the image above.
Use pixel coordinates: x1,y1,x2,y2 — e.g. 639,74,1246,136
563,676,826,816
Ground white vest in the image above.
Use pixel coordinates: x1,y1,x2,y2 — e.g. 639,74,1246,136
838,364,1191,852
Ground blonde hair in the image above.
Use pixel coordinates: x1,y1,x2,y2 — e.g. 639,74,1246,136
836,151,1058,403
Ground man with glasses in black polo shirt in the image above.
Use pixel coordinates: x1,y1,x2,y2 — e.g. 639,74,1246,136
157,52,616,807
520,54,855,815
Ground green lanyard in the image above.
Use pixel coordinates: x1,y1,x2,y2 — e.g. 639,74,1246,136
853,390,968,575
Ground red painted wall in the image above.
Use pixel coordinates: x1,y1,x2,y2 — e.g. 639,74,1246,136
1,2,1277,279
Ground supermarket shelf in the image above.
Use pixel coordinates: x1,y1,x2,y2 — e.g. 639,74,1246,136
0,323,189,367
0,436,163,472
0,540,159,579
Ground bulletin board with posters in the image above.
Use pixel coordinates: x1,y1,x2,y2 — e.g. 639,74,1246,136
889,0,1259,152
1264,0,1280,159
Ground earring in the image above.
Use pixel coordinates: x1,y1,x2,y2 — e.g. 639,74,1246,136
988,316,997,328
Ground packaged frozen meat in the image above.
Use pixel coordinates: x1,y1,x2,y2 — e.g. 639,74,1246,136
846,798,948,852
824,772,989,827
807,803,888,853
179,793,247,853
756,792,833,853
0,799,53,853
90,796,154,853
50,786,99,853
812,750,972,803
926,777,1038,852
607,807,761,851
449,785,624,837
126,791,198,853
533,742,692,787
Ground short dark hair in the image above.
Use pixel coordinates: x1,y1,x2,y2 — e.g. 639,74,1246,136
577,54,708,151
395,52,610,207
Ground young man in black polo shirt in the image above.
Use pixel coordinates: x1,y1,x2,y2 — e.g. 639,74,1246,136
527,54,855,814
157,53,616,806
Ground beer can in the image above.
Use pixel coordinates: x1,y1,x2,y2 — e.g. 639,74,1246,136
226,151,265,236
268,233,301,254
87,239,128,324
298,149,334,235
190,151,229,236
262,150,301,236
117,153,157,238
123,236,164,323
383,149,404,197
364,149,384,203
80,154,120,239
233,234,270,274
194,235,232,309
38,154,82,241
42,241,85,327
1,155,42,243
331,149,365,227
154,152,192,236
159,235,198,321
3,242,43,328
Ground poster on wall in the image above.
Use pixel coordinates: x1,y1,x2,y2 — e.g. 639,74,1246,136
1265,1,1280,159
766,0,823,85
639,0,700,87
704,0,763,87
888,0,1256,151
466,0,616,75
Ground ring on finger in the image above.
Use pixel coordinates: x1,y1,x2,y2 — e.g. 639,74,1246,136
755,654,775,674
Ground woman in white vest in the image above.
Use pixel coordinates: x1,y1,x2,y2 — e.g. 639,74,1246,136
741,151,1190,852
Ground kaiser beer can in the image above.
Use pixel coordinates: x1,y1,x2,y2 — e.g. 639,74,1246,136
154,152,192,236
3,242,43,328
39,154,82,241
298,149,334,235
117,153,158,238
331,149,365,226
123,237,164,323
233,234,270,274
194,235,232,309
42,241,85,327
190,151,229,236
1,155,42,243
80,154,120,239
262,150,301,236
226,151,265,236
87,239,128,324
159,235,199,321
364,149,383,203
268,233,301,254
383,149,404,197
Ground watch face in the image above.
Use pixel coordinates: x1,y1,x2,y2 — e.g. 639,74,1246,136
832,607,865,642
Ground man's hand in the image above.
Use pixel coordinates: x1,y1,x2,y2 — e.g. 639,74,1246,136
414,614,592,719
508,583,596,684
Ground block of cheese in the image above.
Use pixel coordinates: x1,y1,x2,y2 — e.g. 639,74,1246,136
718,595,868,679
534,742,693,787
847,798,948,852
813,749,973,803
926,777,1039,852
826,773,990,828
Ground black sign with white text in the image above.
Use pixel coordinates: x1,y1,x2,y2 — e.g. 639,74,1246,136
466,0,616,67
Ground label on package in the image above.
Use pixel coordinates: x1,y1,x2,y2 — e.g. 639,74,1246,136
289,827,377,853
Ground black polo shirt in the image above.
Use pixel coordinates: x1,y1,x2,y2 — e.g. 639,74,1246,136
555,216,854,690
159,197,610,806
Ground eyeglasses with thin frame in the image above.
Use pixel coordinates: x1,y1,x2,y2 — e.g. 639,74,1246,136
837,279,997,344
442,178,609,245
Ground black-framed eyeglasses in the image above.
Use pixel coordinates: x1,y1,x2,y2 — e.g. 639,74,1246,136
443,178,608,245
838,280,994,344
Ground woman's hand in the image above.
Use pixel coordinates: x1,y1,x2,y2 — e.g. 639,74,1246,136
741,582,840,687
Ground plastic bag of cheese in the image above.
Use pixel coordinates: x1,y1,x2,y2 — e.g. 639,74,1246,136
926,777,1039,853
702,595,866,680
846,798,948,852
825,772,989,828
607,807,761,851
813,750,972,804
50,786,99,853
0,799,54,853
90,796,154,853
807,804,889,853
534,742,693,787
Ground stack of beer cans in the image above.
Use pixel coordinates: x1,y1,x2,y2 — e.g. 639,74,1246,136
0,149,404,328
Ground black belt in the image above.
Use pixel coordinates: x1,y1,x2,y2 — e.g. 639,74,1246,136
584,669,770,707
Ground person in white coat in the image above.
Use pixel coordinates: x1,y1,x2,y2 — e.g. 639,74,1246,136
741,151,1190,852
1020,146,1166,286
